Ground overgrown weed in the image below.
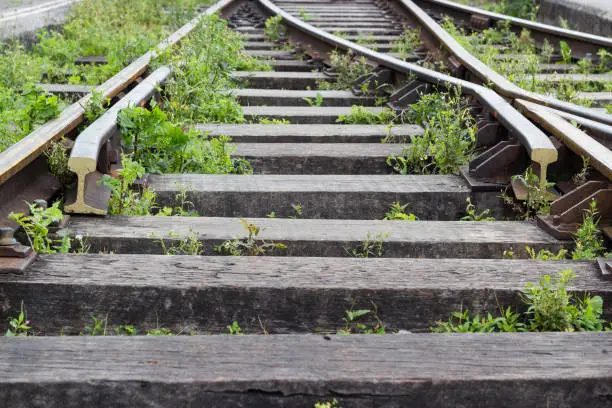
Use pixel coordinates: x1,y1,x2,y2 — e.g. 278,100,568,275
433,268,611,332
386,88,476,175
215,218,286,256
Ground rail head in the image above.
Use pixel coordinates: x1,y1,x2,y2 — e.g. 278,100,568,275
256,0,558,178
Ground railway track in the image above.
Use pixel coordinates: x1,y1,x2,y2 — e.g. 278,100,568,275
0,0,611,405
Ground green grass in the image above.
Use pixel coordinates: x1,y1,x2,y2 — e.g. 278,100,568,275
0,0,215,153
439,18,612,107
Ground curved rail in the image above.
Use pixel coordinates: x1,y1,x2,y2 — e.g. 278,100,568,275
412,0,612,56
395,0,612,126
0,0,235,187
257,0,558,181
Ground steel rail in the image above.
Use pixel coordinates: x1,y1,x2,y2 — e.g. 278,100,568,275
531,106,612,146
514,99,612,180
412,0,612,56
65,66,171,214
394,0,612,126
0,0,235,187
257,0,558,181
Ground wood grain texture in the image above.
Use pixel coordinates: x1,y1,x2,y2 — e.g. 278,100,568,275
232,143,406,174
269,59,314,71
149,174,469,219
233,88,376,106
0,255,609,334
194,123,423,143
232,71,330,89
242,106,384,124
62,216,566,257
0,333,611,407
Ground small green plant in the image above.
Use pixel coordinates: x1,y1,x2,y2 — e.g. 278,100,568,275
346,232,387,258
9,201,69,254
392,27,422,59
541,39,554,64
432,306,524,333
460,198,495,221
303,92,324,107
355,32,378,51
338,302,385,334
118,104,250,175
160,14,269,125
81,314,108,336
155,183,198,217
315,399,340,408
156,230,204,255
559,41,572,65
5,302,32,337
383,202,417,220
297,8,312,22
216,218,286,256
337,105,396,124
525,246,568,260
147,314,175,336
0,85,63,152
576,57,593,75
101,154,156,216
572,200,608,260
227,321,243,335
83,90,110,123
72,234,91,254
264,15,285,43
257,117,290,125
509,167,555,218
147,327,174,336
503,249,515,259
597,49,612,71
521,268,606,332
572,155,590,186
381,124,411,144
319,50,373,90
115,324,137,336
43,140,73,185
290,203,304,219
